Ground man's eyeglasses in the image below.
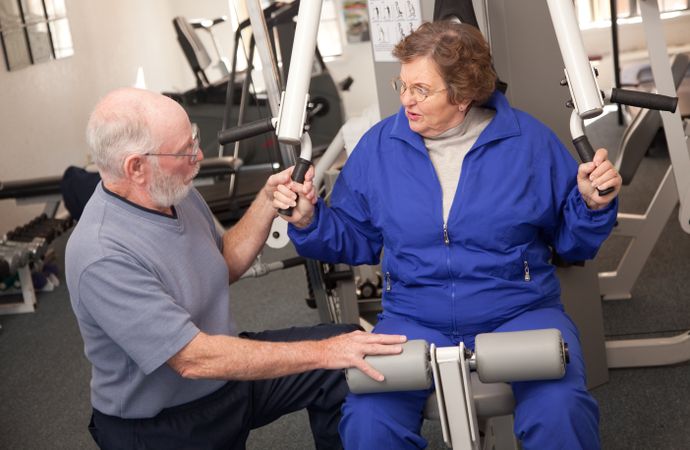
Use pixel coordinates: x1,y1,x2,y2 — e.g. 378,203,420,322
145,124,201,164
391,77,447,102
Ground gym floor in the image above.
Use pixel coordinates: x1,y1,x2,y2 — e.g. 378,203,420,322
1,112,689,449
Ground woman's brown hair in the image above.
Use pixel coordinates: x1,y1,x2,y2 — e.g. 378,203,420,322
392,21,497,105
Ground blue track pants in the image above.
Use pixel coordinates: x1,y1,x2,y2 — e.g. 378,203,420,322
339,307,600,449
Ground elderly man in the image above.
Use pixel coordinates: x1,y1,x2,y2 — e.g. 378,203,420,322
65,87,405,450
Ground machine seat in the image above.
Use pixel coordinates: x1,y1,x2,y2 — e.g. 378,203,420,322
423,372,515,421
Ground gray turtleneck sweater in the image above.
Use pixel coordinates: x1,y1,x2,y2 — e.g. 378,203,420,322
424,105,495,222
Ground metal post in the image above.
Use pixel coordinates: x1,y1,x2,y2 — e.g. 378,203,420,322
638,0,690,234
609,0,624,125
244,0,297,166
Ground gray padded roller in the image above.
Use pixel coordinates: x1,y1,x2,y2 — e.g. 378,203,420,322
475,329,566,383
346,339,432,394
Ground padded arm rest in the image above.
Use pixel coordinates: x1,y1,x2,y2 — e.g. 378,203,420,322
0,175,63,200
197,157,243,179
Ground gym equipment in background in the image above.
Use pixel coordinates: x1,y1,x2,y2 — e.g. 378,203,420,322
546,0,678,197
546,0,690,369
169,2,345,226
0,155,243,314
0,174,72,314
616,53,689,185
170,15,233,105
219,0,324,216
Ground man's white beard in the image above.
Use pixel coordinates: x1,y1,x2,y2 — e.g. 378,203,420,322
149,163,200,208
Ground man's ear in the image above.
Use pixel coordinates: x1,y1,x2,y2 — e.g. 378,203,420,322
123,154,148,185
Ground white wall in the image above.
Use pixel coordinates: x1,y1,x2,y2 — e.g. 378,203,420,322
0,0,231,235
324,41,378,119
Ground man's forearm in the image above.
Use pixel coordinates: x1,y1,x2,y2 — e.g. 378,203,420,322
169,332,324,380
223,190,276,281
169,329,407,382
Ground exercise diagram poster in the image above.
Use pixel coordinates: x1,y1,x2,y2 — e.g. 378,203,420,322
368,0,422,62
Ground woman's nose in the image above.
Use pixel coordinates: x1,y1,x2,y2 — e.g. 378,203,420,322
400,90,416,106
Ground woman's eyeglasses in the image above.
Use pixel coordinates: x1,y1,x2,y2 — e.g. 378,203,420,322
391,77,447,102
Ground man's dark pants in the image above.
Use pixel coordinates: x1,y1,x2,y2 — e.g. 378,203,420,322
88,323,359,450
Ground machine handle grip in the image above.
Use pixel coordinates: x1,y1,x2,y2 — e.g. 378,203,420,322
218,117,275,145
573,136,614,196
280,256,306,269
277,158,312,217
610,88,678,112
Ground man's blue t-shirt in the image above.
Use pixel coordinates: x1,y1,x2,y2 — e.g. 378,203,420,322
66,183,236,418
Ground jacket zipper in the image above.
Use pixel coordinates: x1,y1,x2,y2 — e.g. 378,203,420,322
443,222,457,336
523,260,531,282
385,272,391,292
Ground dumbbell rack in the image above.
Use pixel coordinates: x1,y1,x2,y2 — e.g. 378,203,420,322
0,265,36,315
0,215,72,315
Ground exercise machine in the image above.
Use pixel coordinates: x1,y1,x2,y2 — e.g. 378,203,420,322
346,328,569,449
173,2,346,226
546,0,690,370
170,15,233,105
217,0,352,277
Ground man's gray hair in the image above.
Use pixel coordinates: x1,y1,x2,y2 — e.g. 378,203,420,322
85,104,158,181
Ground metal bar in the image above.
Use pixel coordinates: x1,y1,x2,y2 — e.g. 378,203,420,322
609,0,624,125
244,0,296,167
0,266,36,315
606,331,690,368
598,166,678,300
638,0,690,234
436,345,479,450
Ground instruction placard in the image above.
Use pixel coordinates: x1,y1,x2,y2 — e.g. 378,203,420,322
368,0,422,62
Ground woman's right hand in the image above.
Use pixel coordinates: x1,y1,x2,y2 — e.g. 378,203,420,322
270,165,317,228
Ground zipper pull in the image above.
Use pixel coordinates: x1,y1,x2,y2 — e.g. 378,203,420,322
443,224,450,245
385,272,391,292
523,260,531,282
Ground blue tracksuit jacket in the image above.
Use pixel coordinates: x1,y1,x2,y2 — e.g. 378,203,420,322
289,91,617,336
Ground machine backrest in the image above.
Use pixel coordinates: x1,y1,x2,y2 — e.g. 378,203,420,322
173,16,213,88
616,52,690,185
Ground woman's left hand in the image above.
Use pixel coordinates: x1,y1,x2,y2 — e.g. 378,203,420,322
577,148,622,210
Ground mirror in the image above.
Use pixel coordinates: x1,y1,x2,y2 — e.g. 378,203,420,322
0,0,73,71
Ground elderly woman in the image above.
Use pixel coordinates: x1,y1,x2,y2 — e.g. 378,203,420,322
274,21,621,449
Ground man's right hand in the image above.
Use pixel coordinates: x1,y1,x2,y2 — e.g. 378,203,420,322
318,331,407,381
269,165,317,228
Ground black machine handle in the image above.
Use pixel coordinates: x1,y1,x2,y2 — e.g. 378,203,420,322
573,136,614,196
278,158,312,217
218,118,275,145
610,88,678,113
580,88,678,197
